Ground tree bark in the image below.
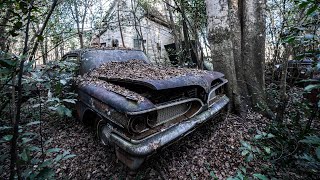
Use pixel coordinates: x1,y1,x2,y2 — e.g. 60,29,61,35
10,1,34,178
205,0,241,112
206,0,273,117
0,3,13,51
28,0,58,62
180,0,192,66
70,0,89,48
118,1,125,47
165,0,181,65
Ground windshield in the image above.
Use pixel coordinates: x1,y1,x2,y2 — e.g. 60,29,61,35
80,49,150,74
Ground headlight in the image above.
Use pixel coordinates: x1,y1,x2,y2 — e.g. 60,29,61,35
129,115,148,133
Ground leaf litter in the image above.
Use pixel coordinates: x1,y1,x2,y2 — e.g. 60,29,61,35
77,59,209,102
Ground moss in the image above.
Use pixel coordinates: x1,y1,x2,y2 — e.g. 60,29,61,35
208,27,231,44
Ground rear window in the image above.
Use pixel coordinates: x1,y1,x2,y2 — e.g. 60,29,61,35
80,49,150,74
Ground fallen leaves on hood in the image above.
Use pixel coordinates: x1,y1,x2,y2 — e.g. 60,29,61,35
77,59,209,102
89,59,209,81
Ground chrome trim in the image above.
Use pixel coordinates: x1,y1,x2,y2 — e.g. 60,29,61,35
154,103,191,126
127,98,204,115
207,78,228,106
109,95,229,156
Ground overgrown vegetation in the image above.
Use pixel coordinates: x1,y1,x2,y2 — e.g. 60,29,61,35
0,50,78,178
0,0,319,179
227,0,320,179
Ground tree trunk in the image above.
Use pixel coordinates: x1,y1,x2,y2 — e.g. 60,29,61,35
28,0,58,62
0,4,12,51
40,40,46,64
166,0,181,65
180,0,192,66
228,0,249,110
118,1,125,48
10,1,33,178
206,0,273,117
205,0,241,112
275,47,291,123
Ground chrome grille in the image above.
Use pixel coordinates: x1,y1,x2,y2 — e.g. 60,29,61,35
208,78,228,106
208,89,216,100
156,103,191,125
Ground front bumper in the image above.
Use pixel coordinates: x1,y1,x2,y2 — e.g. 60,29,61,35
107,95,229,169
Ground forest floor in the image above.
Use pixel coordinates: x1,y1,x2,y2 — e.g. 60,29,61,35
1,87,318,179
3,110,269,179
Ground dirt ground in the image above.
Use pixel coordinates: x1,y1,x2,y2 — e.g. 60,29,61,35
1,110,272,179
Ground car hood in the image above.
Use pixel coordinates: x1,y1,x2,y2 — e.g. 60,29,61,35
99,70,224,93
79,70,225,113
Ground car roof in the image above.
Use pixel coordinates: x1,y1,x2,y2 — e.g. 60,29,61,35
63,47,143,57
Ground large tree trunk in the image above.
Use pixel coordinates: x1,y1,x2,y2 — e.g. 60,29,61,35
242,0,267,107
205,0,241,112
206,0,273,117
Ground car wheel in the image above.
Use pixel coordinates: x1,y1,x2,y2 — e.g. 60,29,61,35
96,119,112,146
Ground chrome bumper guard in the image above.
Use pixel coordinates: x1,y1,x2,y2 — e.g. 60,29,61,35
109,95,229,157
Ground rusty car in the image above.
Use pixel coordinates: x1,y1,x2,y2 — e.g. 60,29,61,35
61,48,229,170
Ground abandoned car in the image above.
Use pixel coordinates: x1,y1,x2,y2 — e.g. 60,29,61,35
62,48,229,170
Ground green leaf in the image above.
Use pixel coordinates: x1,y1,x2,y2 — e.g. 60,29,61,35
298,1,309,8
21,137,33,144
0,58,16,67
20,149,29,162
21,132,36,137
267,133,275,138
241,150,249,156
300,135,320,145
13,21,23,30
62,99,76,104
299,153,315,161
0,126,12,131
236,170,245,179
246,153,254,162
63,154,76,160
31,158,41,165
2,135,13,141
39,159,53,169
240,166,246,174
28,146,41,152
60,79,67,85
209,171,216,178
63,150,70,156
26,121,40,126
254,134,263,140
306,5,318,15
55,105,72,117
37,35,44,41
54,154,63,162
304,84,320,92
46,148,61,154
240,141,252,150
36,167,55,179
316,147,320,160
9,30,19,37
22,169,33,178
253,173,268,180
264,147,271,154
284,36,295,43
